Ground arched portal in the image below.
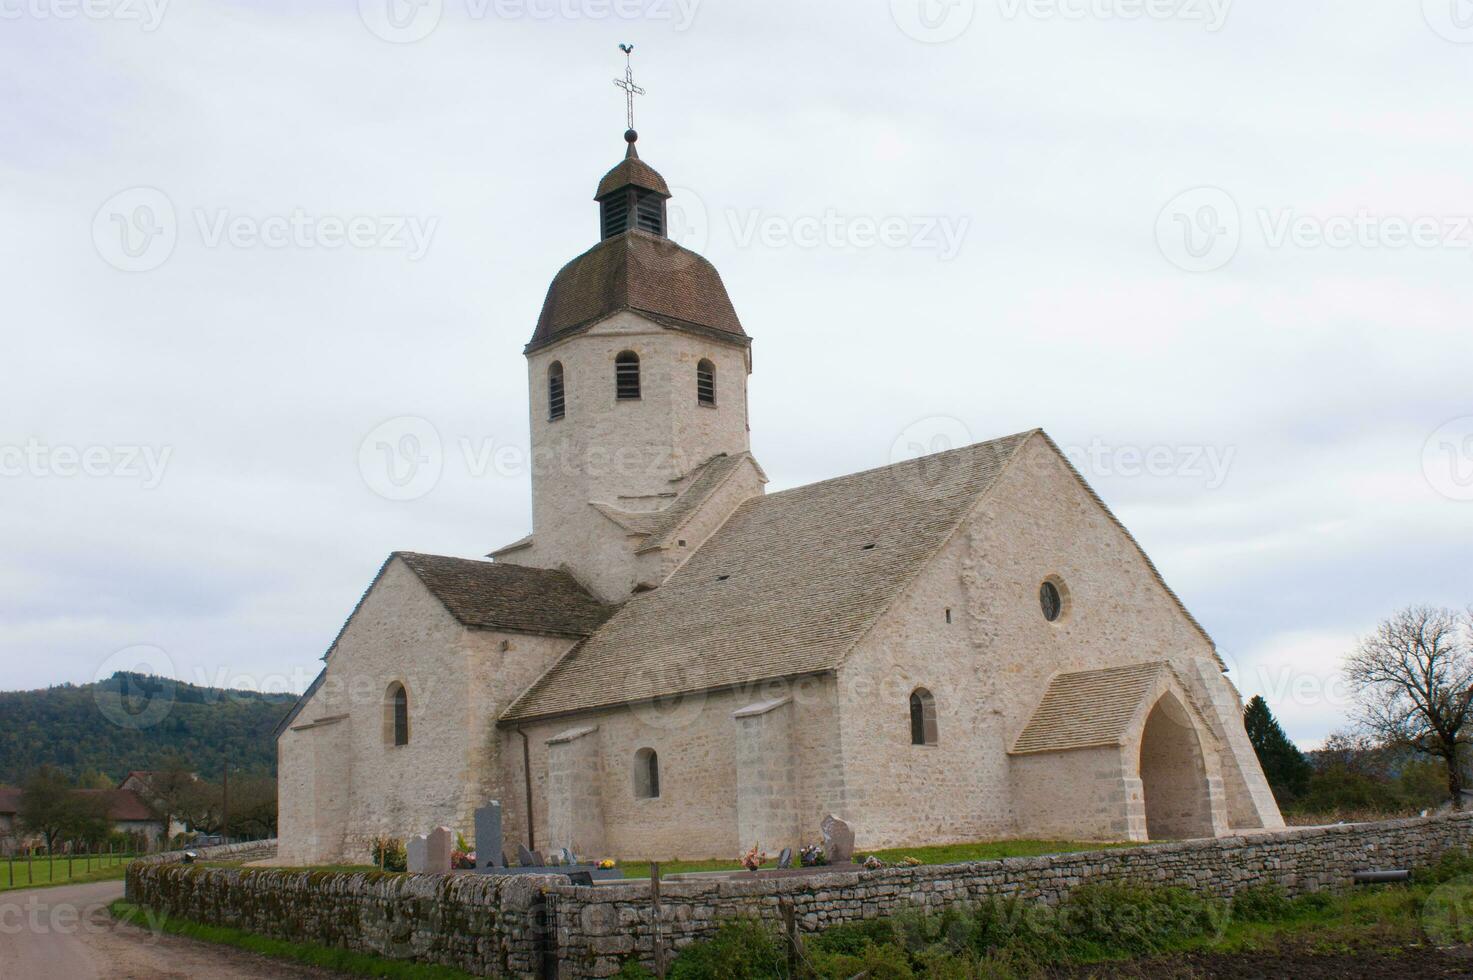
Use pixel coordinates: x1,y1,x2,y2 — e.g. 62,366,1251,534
1138,693,1214,840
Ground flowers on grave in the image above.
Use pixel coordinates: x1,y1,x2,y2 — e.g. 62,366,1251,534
740,843,767,872
900,856,922,867
862,855,887,870
451,850,476,870
372,836,408,873
597,859,617,870
799,844,827,867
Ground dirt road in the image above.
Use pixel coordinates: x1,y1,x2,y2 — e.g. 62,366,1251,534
0,880,338,980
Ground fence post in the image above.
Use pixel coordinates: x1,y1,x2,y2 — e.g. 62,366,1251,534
780,899,798,978
650,862,665,980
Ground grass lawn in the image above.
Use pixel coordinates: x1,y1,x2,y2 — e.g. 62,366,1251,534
0,853,137,893
110,900,478,979
618,839,1137,879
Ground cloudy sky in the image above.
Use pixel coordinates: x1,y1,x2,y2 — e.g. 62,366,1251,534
3,0,1470,747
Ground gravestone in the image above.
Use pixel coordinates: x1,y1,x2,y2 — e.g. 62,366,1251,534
501,850,511,869
475,802,503,870
426,827,454,873
777,847,793,869
517,844,537,868
406,834,430,874
531,849,546,867
560,847,576,866
821,815,855,865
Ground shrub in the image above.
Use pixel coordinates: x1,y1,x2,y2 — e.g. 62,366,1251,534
1054,883,1226,958
1231,883,1294,922
372,837,407,873
1415,848,1473,887
810,941,913,979
668,920,784,980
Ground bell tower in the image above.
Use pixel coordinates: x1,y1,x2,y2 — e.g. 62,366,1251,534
492,91,760,601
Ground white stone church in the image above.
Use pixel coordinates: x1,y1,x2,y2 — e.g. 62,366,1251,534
276,131,1284,866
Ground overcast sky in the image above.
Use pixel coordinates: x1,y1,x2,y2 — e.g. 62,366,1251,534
3,1,1470,747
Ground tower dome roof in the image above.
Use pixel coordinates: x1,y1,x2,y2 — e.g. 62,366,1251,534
527,230,746,353
596,140,670,200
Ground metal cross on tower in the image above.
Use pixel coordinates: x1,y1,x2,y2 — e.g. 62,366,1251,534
613,43,645,133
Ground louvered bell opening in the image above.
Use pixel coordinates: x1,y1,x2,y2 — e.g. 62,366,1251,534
696,359,715,406
615,351,641,400
601,194,631,239
548,362,565,421
634,190,665,236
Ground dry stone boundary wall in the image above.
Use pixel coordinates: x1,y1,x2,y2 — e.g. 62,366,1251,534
126,814,1473,978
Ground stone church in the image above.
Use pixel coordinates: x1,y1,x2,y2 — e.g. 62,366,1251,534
276,131,1284,866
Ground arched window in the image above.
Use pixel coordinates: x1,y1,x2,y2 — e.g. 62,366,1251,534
696,359,716,406
634,747,660,799
548,361,565,421
1040,578,1067,623
615,351,641,400
385,682,409,747
909,688,937,746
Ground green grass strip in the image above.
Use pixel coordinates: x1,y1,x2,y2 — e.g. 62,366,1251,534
109,900,479,980
0,855,134,893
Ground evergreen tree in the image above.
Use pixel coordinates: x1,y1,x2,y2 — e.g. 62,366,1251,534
1244,695,1313,804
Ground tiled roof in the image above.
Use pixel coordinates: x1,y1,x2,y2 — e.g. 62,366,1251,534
527,230,746,353
75,789,160,823
396,552,616,638
639,453,754,552
502,432,1034,723
1011,662,1168,755
588,454,756,548
596,149,670,199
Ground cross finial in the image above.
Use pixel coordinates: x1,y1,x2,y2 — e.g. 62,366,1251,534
613,43,645,137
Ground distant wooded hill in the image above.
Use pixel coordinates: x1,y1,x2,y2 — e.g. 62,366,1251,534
0,672,297,784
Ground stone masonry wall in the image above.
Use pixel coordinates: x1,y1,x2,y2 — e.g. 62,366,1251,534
550,813,1473,977
127,858,558,977
126,814,1473,979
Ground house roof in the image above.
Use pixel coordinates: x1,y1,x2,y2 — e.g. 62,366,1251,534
502,432,1035,723
527,230,746,354
75,789,160,823
396,552,615,637
1011,661,1170,755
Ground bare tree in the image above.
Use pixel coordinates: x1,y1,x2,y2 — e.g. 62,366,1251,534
1345,606,1473,808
